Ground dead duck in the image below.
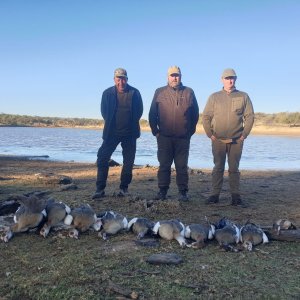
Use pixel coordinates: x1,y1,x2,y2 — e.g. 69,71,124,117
184,223,215,248
64,204,101,239
0,194,47,242
152,219,186,247
214,217,240,252
40,199,71,238
97,211,128,240
273,219,297,235
127,217,154,239
240,222,269,251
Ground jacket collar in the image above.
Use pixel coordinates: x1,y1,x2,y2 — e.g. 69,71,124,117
167,82,183,91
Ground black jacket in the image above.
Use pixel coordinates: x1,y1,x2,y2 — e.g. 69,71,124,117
149,84,199,138
101,85,143,140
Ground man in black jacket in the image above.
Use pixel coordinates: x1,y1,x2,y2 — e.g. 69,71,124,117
149,66,199,201
92,68,143,199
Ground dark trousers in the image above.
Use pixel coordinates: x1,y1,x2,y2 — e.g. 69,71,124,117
211,139,243,195
96,136,136,190
157,135,190,192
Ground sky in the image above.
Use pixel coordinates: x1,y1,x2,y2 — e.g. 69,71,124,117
1,0,300,120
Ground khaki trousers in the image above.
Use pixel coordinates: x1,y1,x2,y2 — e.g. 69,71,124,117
211,139,244,195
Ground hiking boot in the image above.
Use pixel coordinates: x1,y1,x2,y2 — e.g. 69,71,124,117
231,194,243,206
155,189,167,200
178,190,189,202
205,194,219,204
92,189,105,200
116,188,129,197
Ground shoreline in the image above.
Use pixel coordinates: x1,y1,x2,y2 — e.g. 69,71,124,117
1,124,300,136
195,125,300,136
0,155,299,173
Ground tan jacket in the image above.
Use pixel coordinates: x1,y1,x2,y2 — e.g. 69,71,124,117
202,88,254,139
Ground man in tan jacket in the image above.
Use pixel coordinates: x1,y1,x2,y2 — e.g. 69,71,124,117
202,68,254,206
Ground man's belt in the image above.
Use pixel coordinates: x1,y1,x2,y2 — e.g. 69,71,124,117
219,138,233,144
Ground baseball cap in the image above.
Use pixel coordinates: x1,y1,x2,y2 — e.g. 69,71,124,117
114,68,128,78
167,66,181,76
222,68,237,78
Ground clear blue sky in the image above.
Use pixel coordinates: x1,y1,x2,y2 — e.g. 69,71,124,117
1,0,299,120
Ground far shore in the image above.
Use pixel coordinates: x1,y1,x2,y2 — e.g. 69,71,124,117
187,125,300,136
1,124,300,136
56,124,300,136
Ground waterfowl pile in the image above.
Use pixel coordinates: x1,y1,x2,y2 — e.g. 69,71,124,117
1,194,296,253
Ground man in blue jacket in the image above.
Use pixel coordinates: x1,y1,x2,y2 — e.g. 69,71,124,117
92,68,143,199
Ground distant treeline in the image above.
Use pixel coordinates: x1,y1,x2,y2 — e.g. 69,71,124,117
0,114,103,128
0,112,300,128
254,112,300,126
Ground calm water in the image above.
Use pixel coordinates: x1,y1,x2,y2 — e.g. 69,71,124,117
0,127,299,170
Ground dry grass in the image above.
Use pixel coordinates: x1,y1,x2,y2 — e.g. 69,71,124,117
1,159,300,299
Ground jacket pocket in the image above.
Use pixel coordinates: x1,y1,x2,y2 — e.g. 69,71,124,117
232,97,244,114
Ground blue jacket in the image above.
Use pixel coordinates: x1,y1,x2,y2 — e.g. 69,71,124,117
101,85,143,140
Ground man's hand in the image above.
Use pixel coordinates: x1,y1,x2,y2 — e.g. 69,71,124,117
239,135,245,142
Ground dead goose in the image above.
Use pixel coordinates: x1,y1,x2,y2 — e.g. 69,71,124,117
64,204,101,239
152,219,186,247
127,217,154,239
214,217,240,252
40,199,71,238
0,194,47,242
240,222,269,251
97,211,128,240
273,219,297,235
184,223,215,248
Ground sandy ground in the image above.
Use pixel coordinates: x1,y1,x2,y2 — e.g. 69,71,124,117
250,125,300,136
1,156,299,227
195,124,300,136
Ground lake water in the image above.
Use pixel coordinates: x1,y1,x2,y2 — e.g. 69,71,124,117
0,127,299,170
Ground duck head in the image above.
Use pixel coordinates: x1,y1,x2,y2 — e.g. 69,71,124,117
40,224,51,238
68,228,79,239
92,218,102,231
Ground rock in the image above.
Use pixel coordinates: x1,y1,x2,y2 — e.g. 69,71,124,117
58,176,73,185
146,253,183,265
35,173,73,185
0,177,14,181
108,159,120,167
60,183,78,191
134,238,160,248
